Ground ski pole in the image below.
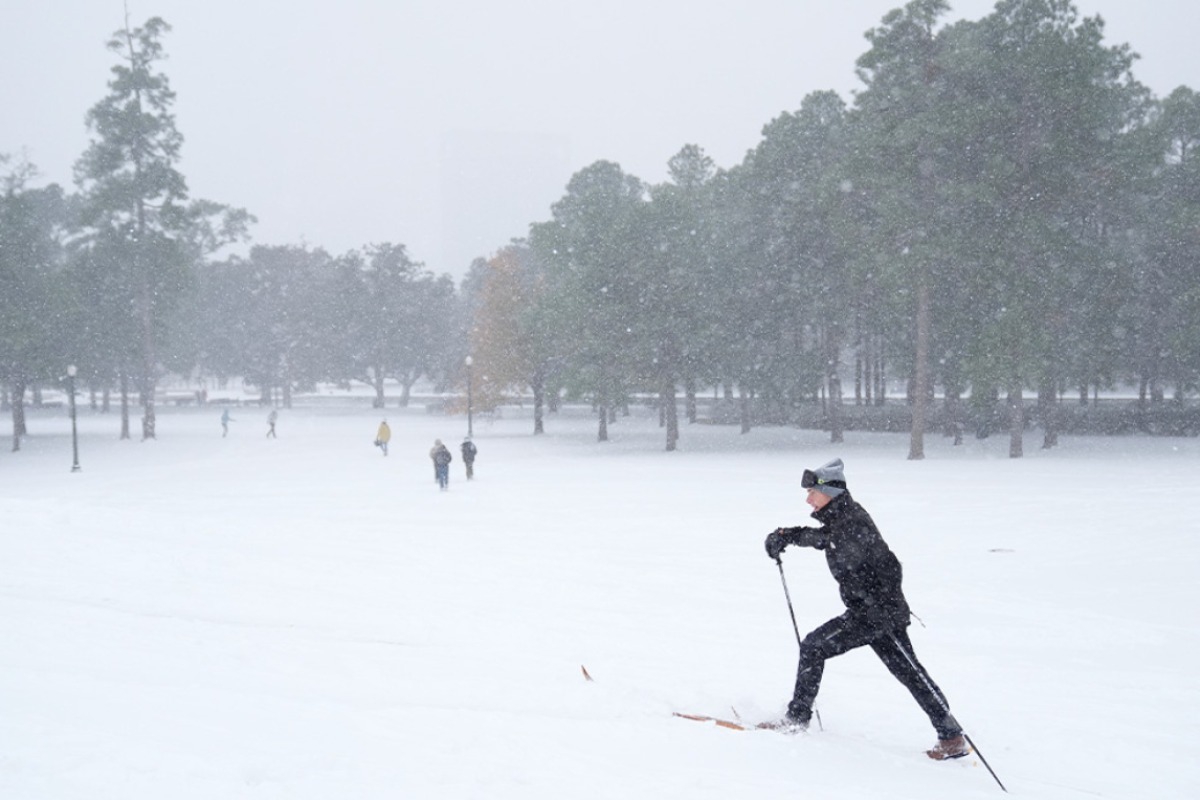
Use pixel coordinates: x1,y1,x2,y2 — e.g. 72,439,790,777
889,632,1007,793
774,557,803,649
774,557,823,730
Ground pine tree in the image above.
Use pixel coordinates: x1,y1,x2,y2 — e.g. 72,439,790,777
74,16,250,439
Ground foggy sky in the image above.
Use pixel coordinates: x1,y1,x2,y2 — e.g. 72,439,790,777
2,1,1196,277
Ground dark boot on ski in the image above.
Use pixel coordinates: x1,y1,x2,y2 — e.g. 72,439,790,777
756,717,808,733
758,707,810,733
927,734,970,760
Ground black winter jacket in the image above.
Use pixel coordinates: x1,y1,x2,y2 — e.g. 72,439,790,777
776,491,910,627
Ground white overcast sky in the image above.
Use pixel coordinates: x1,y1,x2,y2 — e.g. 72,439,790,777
2,1,1196,278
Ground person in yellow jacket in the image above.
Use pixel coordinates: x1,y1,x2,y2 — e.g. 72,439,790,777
374,420,391,456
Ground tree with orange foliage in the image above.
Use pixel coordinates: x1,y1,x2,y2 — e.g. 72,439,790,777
466,243,556,434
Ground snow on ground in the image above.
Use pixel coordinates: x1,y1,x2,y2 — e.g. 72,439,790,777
2,402,1199,799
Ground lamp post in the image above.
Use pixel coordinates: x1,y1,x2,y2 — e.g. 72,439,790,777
464,355,474,439
67,364,81,473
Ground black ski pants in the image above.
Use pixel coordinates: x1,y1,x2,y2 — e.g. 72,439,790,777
789,611,962,739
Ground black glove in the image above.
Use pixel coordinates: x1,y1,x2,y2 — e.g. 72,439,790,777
765,529,790,560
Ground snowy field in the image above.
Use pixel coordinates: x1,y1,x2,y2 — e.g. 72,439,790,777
2,403,1199,799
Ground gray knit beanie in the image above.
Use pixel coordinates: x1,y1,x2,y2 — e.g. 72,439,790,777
802,458,847,497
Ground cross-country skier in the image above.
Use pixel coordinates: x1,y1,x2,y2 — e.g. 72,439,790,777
763,458,969,760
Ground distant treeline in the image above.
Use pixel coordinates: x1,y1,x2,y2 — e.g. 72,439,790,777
2,1,1198,458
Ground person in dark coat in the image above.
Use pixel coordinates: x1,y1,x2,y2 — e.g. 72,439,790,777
460,437,477,480
430,439,452,490
763,458,968,760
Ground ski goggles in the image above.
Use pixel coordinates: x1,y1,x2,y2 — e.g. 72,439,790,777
801,470,846,491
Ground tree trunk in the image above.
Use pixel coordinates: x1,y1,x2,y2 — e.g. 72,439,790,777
597,369,610,441
868,338,878,407
119,371,131,440
140,373,156,441
531,368,545,435
1008,384,1024,459
826,326,844,445
372,365,386,409
875,348,887,406
739,386,752,434
664,380,678,452
10,378,25,451
944,386,964,445
12,379,27,436
140,280,157,441
908,282,930,460
685,378,697,423
1150,380,1164,404
1039,379,1059,449
854,351,863,405
828,373,844,443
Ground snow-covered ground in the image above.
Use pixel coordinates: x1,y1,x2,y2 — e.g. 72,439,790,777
3,403,1198,799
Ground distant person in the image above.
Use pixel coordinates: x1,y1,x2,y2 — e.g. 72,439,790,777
221,408,235,437
266,408,278,438
430,439,452,490
461,437,477,480
763,458,968,760
375,420,391,456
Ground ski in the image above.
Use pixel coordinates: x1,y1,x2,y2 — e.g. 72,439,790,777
672,712,802,732
580,668,798,735
672,712,749,730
